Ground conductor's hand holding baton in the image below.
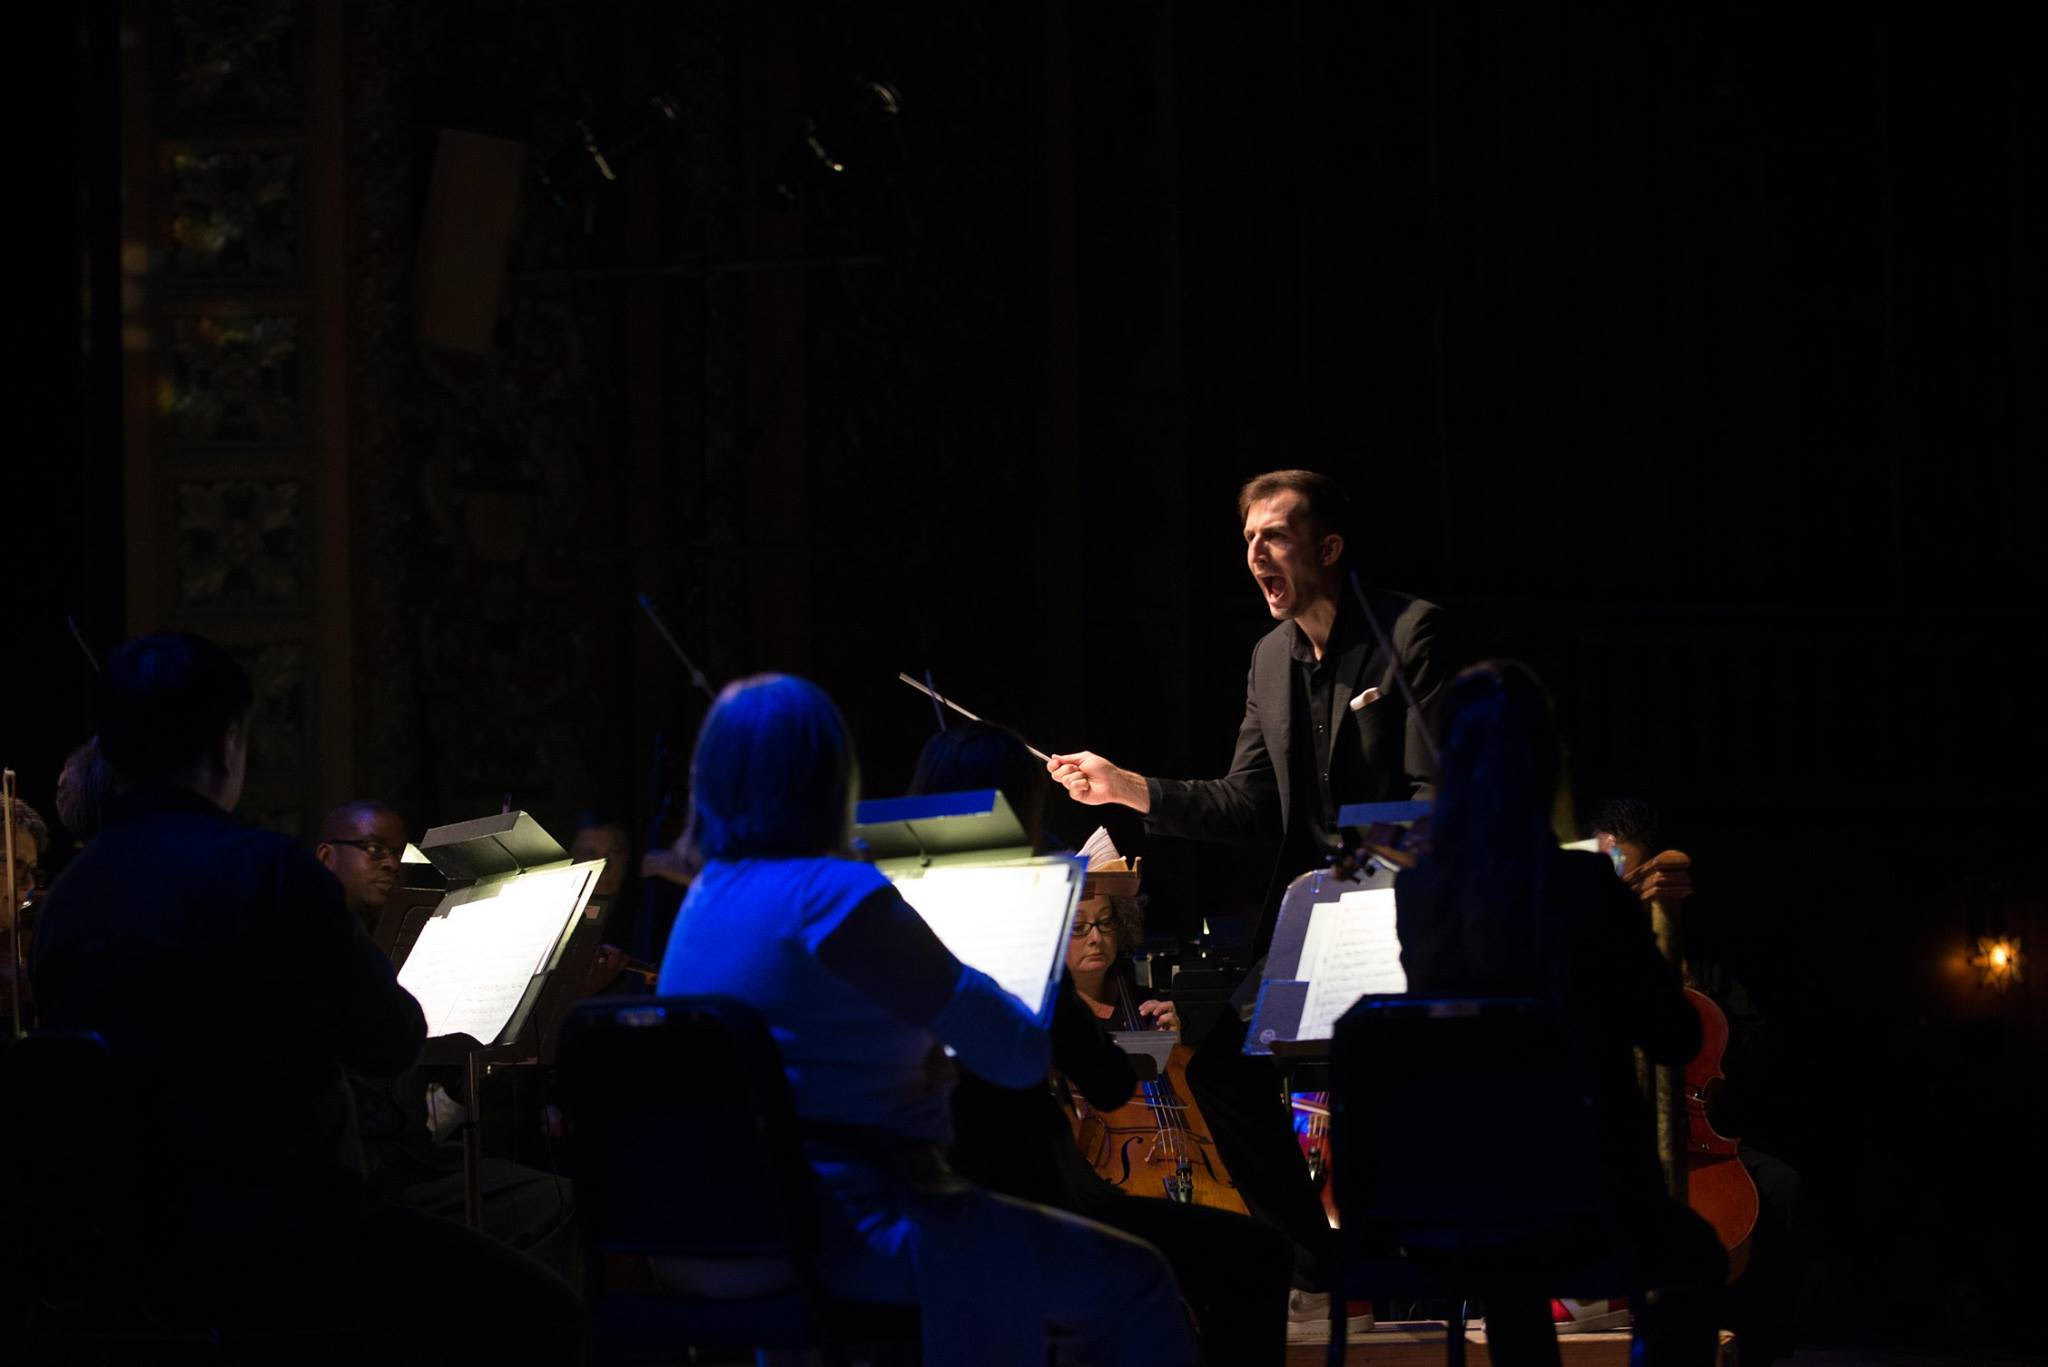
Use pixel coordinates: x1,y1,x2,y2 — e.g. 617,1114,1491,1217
1045,752,1152,814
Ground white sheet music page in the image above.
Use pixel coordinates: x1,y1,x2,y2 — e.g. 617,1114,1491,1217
1296,886,1408,1041
887,860,1080,1021
397,859,601,1044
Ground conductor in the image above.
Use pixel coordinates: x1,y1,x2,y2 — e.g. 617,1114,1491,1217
1046,468,1447,1322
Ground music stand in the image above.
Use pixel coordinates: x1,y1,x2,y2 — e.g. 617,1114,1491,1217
852,790,1083,1025
395,810,601,1228
1244,800,1426,1059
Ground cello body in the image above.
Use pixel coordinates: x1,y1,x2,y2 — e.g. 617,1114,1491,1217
1068,1039,1248,1214
1063,967,1250,1212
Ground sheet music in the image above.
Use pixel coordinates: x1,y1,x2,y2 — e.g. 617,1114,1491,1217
1296,886,1407,1041
397,860,600,1044
887,860,1079,1020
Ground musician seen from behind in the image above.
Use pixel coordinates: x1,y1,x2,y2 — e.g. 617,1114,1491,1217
31,632,581,1360
911,721,1292,1364
1395,661,1725,1366
656,674,1196,1366
1047,468,1446,1328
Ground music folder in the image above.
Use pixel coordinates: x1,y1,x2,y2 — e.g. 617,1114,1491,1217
1244,800,1426,1056
852,789,1084,1026
393,810,600,1049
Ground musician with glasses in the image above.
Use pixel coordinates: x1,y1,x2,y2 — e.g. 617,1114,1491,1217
1063,852,1174,1032
314,801,409,933
312,798,580,1277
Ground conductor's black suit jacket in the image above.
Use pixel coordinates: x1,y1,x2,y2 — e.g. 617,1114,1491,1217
1143,586,1446,867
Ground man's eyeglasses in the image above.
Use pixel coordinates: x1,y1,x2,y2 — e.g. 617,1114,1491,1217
1069,914,1117,939
331,839,404,865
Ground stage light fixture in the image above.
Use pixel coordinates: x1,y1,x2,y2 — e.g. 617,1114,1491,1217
773,78,901,211
537,95,681,206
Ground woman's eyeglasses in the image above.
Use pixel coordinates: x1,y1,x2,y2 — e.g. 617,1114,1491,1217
1069,914,1117,939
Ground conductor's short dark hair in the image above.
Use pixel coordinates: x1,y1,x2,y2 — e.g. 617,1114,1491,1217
95,632,254,784
1235,468,1352,545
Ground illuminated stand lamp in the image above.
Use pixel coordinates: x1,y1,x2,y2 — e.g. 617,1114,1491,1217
1971,935,2023,992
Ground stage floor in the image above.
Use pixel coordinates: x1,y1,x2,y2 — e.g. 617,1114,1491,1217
1284,1321,1736,1366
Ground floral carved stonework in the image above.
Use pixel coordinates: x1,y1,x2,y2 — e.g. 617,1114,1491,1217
164,145,302,280
160,0,309,124
162,313,302,445
176,479,304,605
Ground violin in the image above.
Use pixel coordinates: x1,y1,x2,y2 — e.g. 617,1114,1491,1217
1065,974,1247,1212
1628,848,1760,1284
1681,985,1758,1280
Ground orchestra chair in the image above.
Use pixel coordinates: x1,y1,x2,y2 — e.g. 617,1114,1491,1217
557,995,921,1366
0,1030,147,1325
1,1029,381,1364
1325,995,1628,1367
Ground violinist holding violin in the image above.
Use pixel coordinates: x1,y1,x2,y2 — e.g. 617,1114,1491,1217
1048,468,1446,1330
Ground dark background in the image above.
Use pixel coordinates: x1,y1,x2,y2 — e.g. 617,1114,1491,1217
15,1,2043,1353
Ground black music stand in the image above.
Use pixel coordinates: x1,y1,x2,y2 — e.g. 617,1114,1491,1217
1244,800,1427,1060
395,810,600,1229
852,790,1082,1027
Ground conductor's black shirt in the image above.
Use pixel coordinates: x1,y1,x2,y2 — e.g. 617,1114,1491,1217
1287,592,1372,863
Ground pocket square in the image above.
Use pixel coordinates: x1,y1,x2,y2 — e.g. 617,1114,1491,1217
1348,686,1382,712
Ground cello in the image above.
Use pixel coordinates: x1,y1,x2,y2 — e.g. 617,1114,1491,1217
1061,848,1247,1213
1065,974,1246,1212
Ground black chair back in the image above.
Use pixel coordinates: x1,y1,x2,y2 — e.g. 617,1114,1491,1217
558,994,927,1360
558,995,815,1262
1331,994,1605,1250
0,1030,147,1312
1328,995,1631,1365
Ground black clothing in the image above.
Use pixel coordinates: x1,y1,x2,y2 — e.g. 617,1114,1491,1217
1395,848,1725,1367
1397,850,1699,1204
949,975,1136,1208
1139,588,1444,1291
34,785,425,1232
949,974,1292,1366
30,785,580,1360
1181,1009,1339,1288
1145,586,1443,865
1286,589,1377,861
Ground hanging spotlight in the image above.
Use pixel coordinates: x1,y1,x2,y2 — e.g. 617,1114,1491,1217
537,95,681,206
772,78,902,211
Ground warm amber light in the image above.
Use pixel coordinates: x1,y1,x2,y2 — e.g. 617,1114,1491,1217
1971,936,2024,991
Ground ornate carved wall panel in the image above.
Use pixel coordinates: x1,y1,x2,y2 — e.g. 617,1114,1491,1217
122,0,342,837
